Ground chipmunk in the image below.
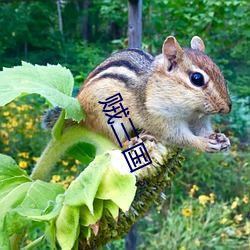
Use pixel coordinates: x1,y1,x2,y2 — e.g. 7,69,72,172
44,36,232,153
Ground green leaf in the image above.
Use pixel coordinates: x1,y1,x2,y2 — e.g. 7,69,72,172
103,200,119,219
64,153,111,213
0,62,85,122
79,199,103,227
66,142,96,165
21,235,45,250
20,181,64,213
0,176,32,201
96,166,136,212
56,205,80,250
0,154,30,181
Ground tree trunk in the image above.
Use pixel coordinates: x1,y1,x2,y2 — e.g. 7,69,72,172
82,0,89,41
128,0,142,48
125,223,137,250
56,0,63,36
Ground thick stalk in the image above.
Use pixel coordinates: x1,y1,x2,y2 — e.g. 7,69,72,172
30,126,118,181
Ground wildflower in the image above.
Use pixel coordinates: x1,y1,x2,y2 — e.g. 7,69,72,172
0,130,8,138
62,160,69,166
189,184,199,198
194,238,201,247
244,221,250,234
232,150,237,156
231,197,240,209
209,193,215,204
182,207,192,217
220,217,228,224
236,229,242,237
26,121,33,129
32,157,39,162
66,176,75,182
234,214,243,224
243,195,248,204
3,111,9,116
19,161,28,169
221,232,227,238
63,182,69,189
179,247,186,250
198,195,210,206
11,119,18,127
71,165,77,172
75,159,81,165
18,152,30,159
221,162,228,167
51,175,61,183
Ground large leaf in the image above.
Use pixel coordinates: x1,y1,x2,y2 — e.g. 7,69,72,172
0,154,65,248
96,165,136,212
0,62,84,121
66,142,96,166
56,205,80,250
63,153,110,213
0,154,30,181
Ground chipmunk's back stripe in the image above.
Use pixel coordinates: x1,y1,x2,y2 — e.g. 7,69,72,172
91,60,140,79
125,48,154,62
96,73,130,85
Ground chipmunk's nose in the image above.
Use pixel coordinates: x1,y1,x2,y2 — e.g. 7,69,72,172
219,101,232,114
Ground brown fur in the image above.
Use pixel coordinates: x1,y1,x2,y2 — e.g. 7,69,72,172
77,36,231,152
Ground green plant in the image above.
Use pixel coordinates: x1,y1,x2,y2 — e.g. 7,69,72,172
0,62,182,249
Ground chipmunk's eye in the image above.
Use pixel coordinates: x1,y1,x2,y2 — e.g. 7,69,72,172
190,72,204,87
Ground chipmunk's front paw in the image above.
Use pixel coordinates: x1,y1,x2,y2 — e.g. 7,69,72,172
206,133,230,152
123,132,156,148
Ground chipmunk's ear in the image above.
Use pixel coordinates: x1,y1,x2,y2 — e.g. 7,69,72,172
162,36,184,63
191,36,205,52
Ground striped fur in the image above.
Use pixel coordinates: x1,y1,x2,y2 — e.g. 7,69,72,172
77,36,232,153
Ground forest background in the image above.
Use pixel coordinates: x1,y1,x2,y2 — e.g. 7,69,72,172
0,0,249,249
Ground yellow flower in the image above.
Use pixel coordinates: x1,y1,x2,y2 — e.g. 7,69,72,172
236,229,242,237
75,159,81,165
243,195,248,204
66,176,75,182
194,238,201,247
221,232,227,238
179,247,186,250
189,184,199,197
234,214,243,224
0,130,8,138
70,165,77,172
62,160,69,166
18,152,30,159
198,195,210,206
26,121,33,129
182,207,192,217
221,162,228,167
11,119,18,127
244,221,250,234
51,175,61,183
32,157,39,162
63,182,69,189
232,150,237,156
3,111,9,116
19,161,28,169
231,198,239,209
209,193,215,204
220,217,228,224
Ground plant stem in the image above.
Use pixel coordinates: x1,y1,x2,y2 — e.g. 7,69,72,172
30,126,118,181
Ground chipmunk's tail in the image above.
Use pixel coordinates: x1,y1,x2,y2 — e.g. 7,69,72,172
41,106,62,130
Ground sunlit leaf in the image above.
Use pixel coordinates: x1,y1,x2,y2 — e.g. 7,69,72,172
0,62,84,121
56,205,80,250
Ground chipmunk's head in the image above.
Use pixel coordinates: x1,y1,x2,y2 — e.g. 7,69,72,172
150,36,232,117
